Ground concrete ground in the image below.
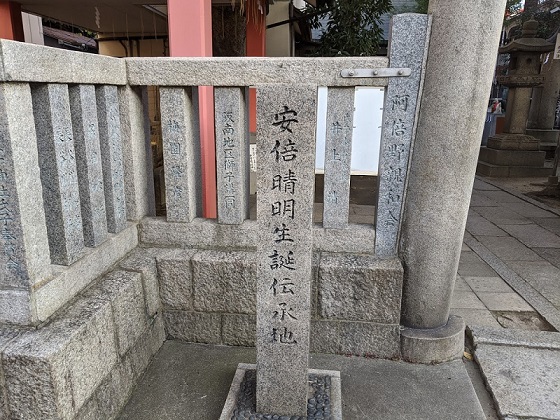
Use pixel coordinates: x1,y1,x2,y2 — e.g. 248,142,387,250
120,175,560,420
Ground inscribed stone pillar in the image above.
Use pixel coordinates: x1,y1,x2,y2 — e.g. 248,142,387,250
322,88,354,229
69,84,108,247
214,87,250,224
96,85,127,233
32,83,85,266
375,14,430,257
400,0,506,331
256,85,316,416
119,85,156,221
0,83,51,324
160,87,202,222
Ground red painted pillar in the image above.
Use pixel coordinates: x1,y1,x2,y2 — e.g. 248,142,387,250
246,10,266,133
0,1,24,41
168,0,217,218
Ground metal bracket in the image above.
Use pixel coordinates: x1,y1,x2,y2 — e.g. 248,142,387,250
340,68,411,78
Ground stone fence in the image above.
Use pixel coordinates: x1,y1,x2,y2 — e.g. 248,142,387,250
0,37,422,331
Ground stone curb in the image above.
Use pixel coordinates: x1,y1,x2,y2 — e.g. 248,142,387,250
463,232,560,331
468,326,560,350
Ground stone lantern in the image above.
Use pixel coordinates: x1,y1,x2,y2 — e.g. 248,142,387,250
477,19,554,177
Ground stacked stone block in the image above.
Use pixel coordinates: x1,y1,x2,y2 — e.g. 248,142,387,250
0,261,166,420
155,248,403,359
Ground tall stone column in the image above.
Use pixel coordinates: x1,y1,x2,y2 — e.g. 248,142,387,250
399,0,506,363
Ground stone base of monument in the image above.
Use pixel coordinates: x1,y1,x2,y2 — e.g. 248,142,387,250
219,363,342,420
400,315,465,364
477,133,553,177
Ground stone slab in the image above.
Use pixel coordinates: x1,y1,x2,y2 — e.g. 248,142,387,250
139,218,377,254
215,87,250,225
118,341,486,420
471,206,531,226
82,270,148,356
501,223,560,248
96,85,127,234
474,236,543,261
163,311,222,344
486,134,540,151
478,147,545,166
156,249,196,311
119,85,156,221
2,295,119,419
0,83,51,293
69,84,108,247
218,364,342,420
531,217,560,235
462,276,515,293
160,87,201,222
453,275,472,291
32,83,85,265
463,232,560,332
470,326,560,350
119,247,168,317
34,223,138,322
507,261,560,308
450,291,486,310
476,161,553,177
126,56,390,87
322,87,354,229
465,212,509,236
477,292,534,312
534,247,560,269
473,178,500,191
338,321,400,359
192,250,256,314
255,85,317,416
504,201,558,218
478,190,525,204
317,254,402,323
222,314,256,347
474,342,560,419
468,192,499,207
375,13,430,257
0,39,126,85
457,251,498,277
449,308,502,329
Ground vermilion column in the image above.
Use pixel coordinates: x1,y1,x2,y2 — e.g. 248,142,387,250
246,11,266,133
168,0,217,218
0,1,24,41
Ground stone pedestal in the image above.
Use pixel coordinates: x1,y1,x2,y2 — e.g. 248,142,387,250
477,133,551,177
477,19,554,178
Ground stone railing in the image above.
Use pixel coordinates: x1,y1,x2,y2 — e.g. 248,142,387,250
0,39,154,325
0,18,427,331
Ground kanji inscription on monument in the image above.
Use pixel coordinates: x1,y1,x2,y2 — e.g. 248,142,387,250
256,85,317,416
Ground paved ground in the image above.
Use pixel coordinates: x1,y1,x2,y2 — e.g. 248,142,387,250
121,175,560,420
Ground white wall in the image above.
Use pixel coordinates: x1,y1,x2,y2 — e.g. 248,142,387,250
22,12,44,45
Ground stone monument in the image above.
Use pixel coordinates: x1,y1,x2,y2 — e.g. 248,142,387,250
477,19,554,177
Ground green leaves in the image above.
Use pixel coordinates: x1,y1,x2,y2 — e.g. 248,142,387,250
306,0,393,57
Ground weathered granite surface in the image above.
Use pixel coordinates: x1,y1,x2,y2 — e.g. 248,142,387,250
159,87,201,222
256,85,317,416
32,83,85,265
376,13,430,257
96,85,127,234
322,88,354,229
215,87,250,225
69,84,108,247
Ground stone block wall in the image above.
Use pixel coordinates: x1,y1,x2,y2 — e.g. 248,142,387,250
0,262,165,420
149,229,403,359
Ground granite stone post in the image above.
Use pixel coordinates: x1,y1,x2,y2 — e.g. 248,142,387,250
375,14,430,257
322,88,354,229
256,85,316,416
69,84,108,247
214,87,250,225
160,87,202,222
0,83,52,323
96,85,127,233
119,85,156,221
32,83,85,266
399,0,506,359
